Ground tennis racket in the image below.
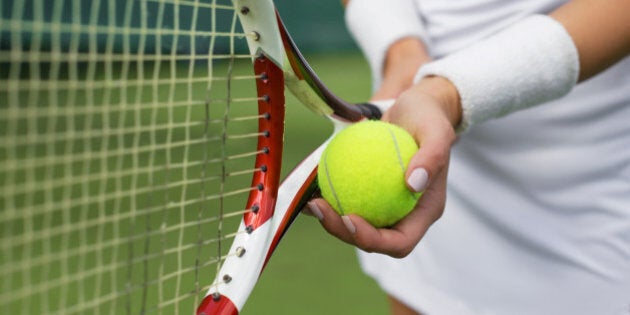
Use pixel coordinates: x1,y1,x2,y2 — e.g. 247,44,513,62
0,0,390,314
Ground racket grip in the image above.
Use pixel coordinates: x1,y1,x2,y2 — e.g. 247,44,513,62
356,99,395,120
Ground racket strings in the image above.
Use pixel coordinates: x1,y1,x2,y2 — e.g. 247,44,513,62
1,0,263,314
0,145,264,221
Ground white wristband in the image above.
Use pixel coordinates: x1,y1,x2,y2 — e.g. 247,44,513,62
345,0,428,90
415,15,580,132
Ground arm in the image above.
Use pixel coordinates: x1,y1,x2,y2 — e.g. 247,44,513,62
309,0,630,257
552,0,630,82
372,38,431,100
343,0,431,98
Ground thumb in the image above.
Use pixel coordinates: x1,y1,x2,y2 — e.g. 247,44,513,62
405,130,453,192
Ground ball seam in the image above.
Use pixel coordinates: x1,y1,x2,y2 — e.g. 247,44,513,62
386,125,419,200
322,149,346,215
386,126,406,174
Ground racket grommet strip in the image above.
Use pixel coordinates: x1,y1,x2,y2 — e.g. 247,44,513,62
262,146,270,154
262,130,270,137
261,94,270,102
259,72,268,81
263,112,271,120
256,183,264,191
260,165,268,172
251,204,260,213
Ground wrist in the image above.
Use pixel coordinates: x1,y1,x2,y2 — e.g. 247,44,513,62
414,15,579,133
411,76,462,129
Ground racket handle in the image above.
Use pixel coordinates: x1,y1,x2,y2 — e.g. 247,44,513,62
356,99,395,120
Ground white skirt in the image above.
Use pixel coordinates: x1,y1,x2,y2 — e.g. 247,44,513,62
359,58,630,315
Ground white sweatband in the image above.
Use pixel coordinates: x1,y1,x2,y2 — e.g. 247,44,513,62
345,0,429,90
415,15,580,132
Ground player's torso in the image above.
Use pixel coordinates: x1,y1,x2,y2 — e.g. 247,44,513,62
416,0,569,57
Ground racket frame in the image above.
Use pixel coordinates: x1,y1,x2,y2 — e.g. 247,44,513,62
197,1,384,314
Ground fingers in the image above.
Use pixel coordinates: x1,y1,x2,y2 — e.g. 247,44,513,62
303,77,459,258
305,199,356,245
354,165,447,258
381,87,457,194
303,154,448,258
305,171,446,259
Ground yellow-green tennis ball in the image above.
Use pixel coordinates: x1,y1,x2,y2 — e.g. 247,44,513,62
318,120,421,228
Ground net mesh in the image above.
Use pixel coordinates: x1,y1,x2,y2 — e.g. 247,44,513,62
0,0,261,313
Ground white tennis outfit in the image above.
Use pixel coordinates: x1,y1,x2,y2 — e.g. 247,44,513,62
346,1,630,314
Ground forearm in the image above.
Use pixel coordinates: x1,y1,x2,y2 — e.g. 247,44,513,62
348,0,630,131
373,37,431,100
551,0,630,82
415,0,630,131
344,0,428,93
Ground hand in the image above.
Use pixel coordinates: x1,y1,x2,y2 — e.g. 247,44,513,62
306,77,461,258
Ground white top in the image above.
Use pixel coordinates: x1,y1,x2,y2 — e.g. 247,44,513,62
347,1,630,314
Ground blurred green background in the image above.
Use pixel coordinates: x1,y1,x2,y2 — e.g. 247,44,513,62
275,0,358,52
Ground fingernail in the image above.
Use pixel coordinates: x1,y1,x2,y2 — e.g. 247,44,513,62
305,201,324,221
407,168,428,192
341,216,356,234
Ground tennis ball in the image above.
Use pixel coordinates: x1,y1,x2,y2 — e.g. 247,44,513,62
317,120,421,228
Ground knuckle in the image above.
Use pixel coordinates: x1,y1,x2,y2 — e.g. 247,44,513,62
389,245,413,258
433,207,445,221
